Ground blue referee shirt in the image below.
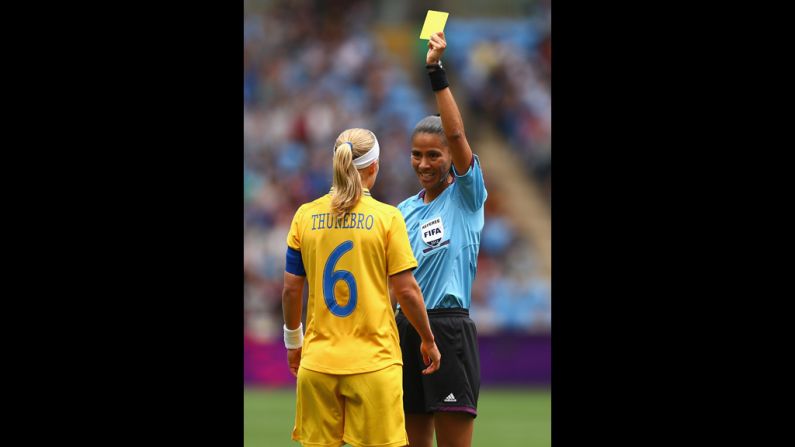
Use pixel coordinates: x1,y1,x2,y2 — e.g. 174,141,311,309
397,154,487,310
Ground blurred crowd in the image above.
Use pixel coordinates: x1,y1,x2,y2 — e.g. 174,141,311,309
244,0,550,342
445,14,551,204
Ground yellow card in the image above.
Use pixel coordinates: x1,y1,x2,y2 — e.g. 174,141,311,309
419,10,449,40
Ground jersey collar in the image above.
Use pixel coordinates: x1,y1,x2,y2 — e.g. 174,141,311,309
329,187,371,197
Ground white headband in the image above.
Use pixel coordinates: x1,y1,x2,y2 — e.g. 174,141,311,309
353,135,379,169
336,134,380,169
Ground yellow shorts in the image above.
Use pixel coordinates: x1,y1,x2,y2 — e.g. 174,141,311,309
292,364,408,447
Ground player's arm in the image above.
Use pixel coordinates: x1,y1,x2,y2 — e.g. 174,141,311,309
282,207,308,377
427,31,473,175
282,271,304,332
389,270,441,375
282,272,306,376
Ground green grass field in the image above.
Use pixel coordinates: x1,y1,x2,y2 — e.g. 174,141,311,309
245,387,550,446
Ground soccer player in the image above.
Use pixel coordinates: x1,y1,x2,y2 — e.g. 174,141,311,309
394,32,487,447
282,127,442,447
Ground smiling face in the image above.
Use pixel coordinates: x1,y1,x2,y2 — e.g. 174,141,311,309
411,132,452,198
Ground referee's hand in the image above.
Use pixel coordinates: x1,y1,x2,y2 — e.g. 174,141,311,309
426,31,447,65
420,340,441,375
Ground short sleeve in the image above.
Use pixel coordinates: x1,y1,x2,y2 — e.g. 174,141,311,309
286,205,305,250
452,154,488,212
386,210,418,276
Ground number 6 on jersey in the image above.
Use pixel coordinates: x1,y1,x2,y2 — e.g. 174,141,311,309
322,240,358,317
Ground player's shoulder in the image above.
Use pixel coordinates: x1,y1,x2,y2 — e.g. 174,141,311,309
294,195,330,216
307,194,332,209
365,196,403,219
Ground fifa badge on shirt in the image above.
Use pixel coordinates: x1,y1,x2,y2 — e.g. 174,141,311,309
420,216,445,247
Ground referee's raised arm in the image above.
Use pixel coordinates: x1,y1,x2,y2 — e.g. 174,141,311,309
425,31,473,175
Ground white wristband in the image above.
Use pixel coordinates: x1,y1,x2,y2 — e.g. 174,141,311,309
284,323,304,349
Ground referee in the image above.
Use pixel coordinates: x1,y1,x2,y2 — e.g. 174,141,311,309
394,31,488,447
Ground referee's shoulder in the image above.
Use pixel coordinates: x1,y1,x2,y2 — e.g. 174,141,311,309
396,193,420,213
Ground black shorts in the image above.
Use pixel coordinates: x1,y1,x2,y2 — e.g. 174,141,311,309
396,308,480,417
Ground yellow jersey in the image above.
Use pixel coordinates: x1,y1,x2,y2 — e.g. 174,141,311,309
286,188,418,374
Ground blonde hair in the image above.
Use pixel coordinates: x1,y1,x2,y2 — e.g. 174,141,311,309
331,128,376,218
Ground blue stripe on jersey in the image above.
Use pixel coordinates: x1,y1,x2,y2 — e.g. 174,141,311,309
285,246,306,276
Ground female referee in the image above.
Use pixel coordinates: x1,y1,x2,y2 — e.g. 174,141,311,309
394,31,488,447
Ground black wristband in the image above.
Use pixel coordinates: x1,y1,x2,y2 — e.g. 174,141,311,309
428,65,449,91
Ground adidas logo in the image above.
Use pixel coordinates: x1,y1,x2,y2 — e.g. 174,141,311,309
443,393,457,403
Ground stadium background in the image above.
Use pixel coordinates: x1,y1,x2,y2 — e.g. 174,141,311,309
244,0,551,444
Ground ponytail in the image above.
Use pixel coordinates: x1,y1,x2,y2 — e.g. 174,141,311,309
330,142,363,218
